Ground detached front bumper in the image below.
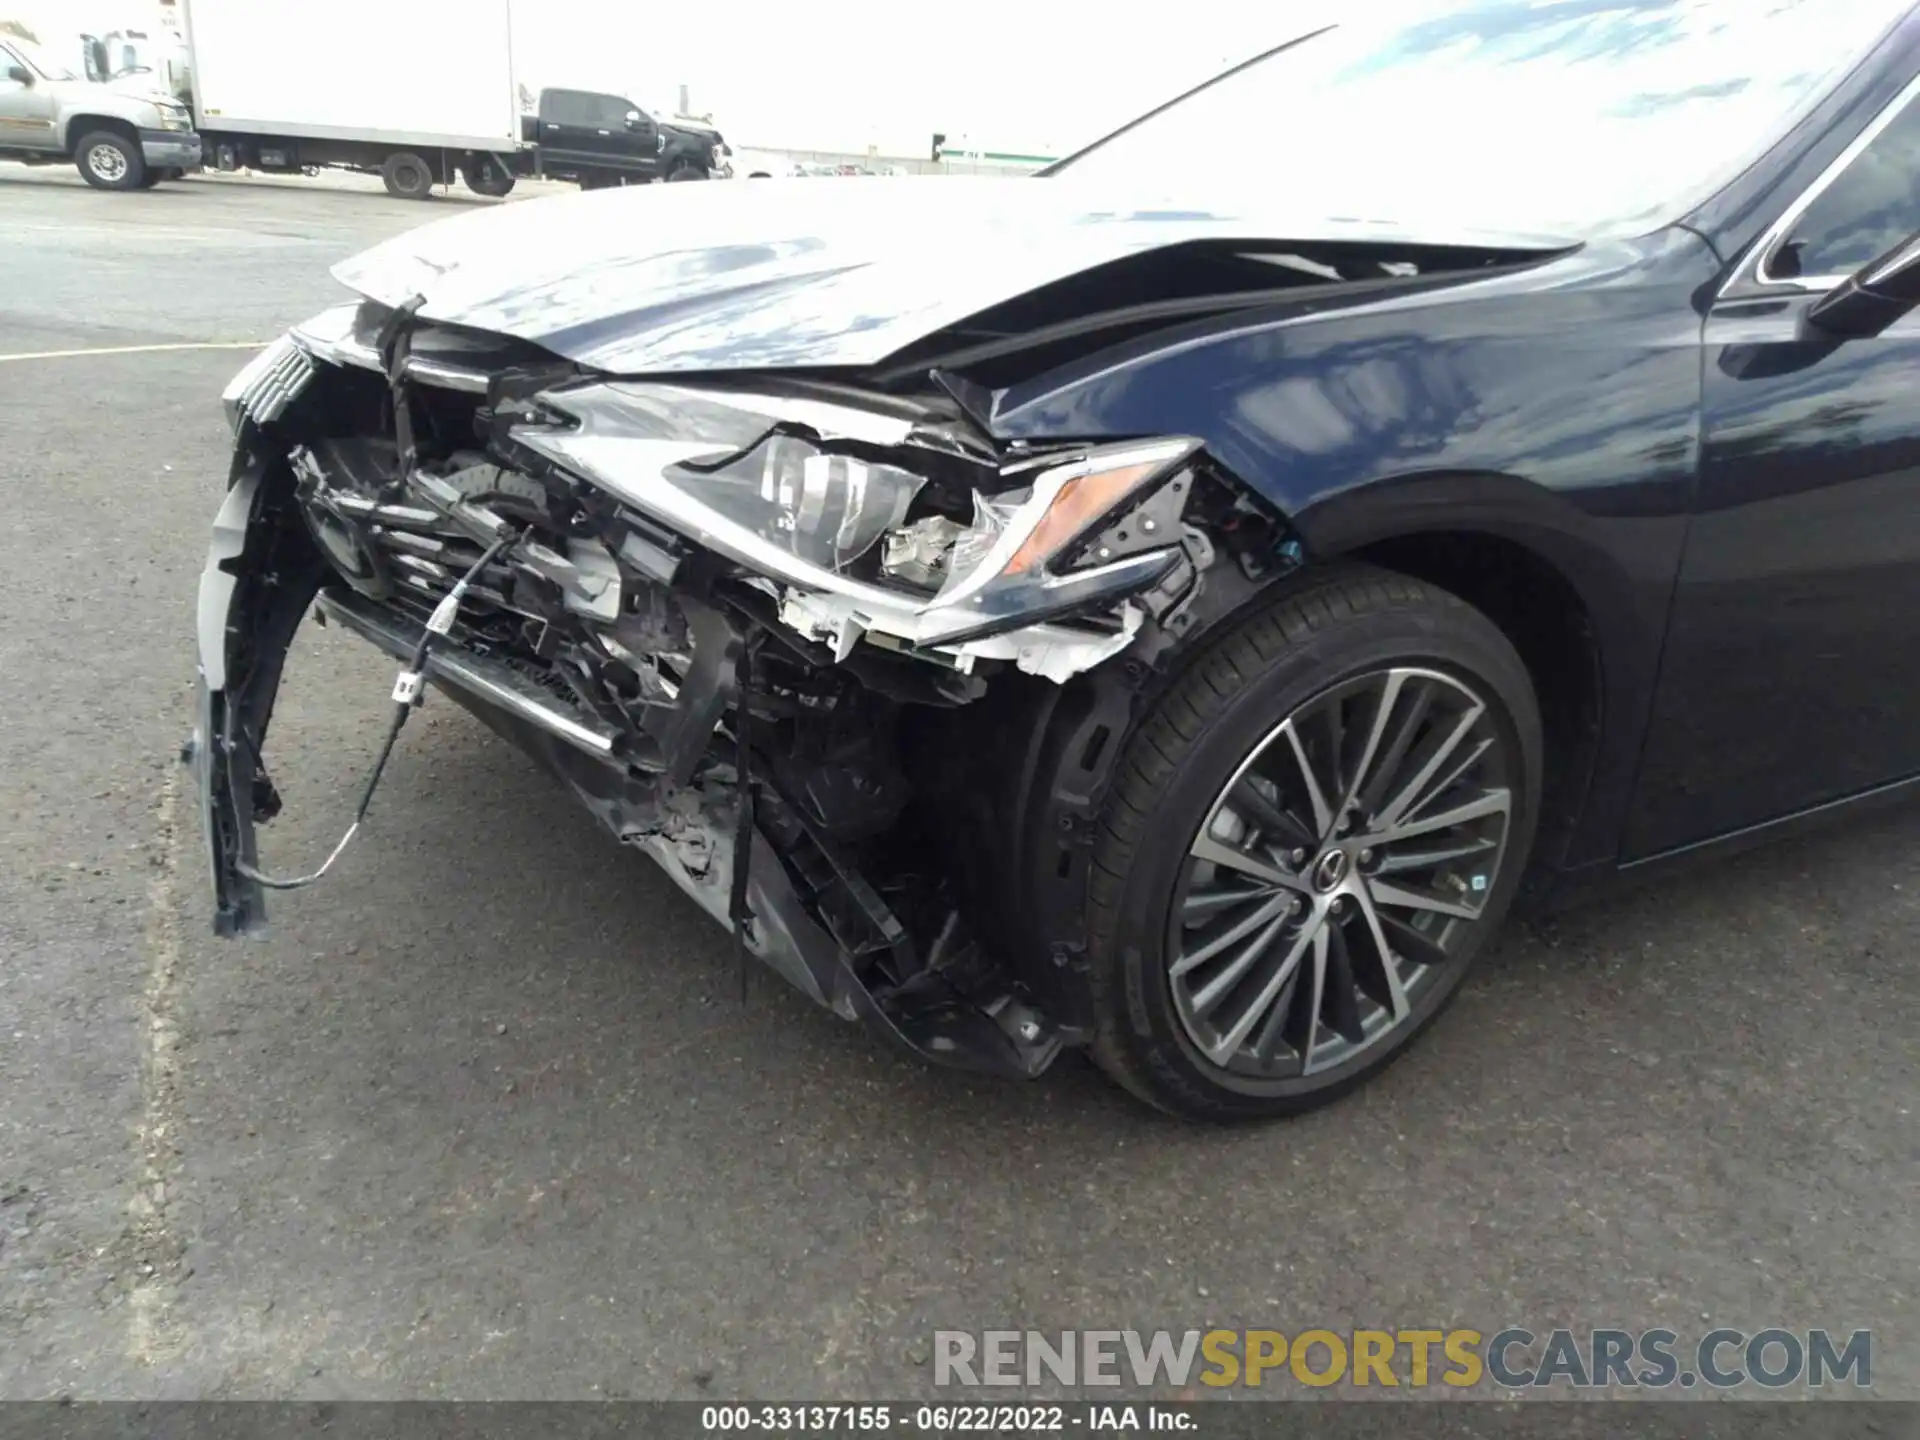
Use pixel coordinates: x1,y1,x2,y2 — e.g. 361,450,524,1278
198,359,1113,1082
191,454,1067,1077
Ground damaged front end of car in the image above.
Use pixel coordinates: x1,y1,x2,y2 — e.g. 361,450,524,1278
194,296,1301,1079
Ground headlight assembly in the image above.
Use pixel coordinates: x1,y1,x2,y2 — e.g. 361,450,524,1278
513,381,1201,648
258,313,1200,658
522,383,928,574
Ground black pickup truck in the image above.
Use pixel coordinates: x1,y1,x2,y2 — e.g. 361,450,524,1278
503,87,725,192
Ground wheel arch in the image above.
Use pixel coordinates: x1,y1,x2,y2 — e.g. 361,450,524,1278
1338,528,1604,879
1280,468,1645,876
63,113,138,157
934,464,1661,1038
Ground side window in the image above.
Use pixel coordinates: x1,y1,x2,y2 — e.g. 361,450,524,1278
544,91,591,126
1775,92,1920,280
595,94,637,129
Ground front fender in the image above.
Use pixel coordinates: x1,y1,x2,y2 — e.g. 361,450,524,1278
58,106,157,147
979,231,1719,869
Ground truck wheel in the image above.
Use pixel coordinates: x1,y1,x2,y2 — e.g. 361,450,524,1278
380,151,435,200
75,129,147,191
461,158,516,198
665,164,705,182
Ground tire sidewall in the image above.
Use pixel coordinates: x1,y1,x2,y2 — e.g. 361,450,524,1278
1096,592,1543,1116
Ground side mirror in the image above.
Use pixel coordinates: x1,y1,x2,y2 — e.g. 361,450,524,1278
1803,228,1920,339
625,109,644,129
5,64,31,85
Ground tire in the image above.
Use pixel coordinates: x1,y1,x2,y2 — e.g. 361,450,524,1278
75,129,145,191
380,151,435,200
462,157,516,198
1084,566,1543,1122
665,165,704,182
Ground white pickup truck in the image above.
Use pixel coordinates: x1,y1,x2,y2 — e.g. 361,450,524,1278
0,32,201,189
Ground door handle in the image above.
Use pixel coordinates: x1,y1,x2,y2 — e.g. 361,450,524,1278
597,129,610,136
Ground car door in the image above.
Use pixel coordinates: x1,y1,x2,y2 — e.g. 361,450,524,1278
1624,73,1920,859
589,91,656,176
535,89,599,169
0,45,59,150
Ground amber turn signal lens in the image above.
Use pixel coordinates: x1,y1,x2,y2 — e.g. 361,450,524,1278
1001,461,1165,576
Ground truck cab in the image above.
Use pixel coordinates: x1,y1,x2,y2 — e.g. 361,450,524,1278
524,88,664,187
522,87,722,188
0,33,200,189
82,28,194,105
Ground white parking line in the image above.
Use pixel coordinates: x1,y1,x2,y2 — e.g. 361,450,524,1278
0,341,269,363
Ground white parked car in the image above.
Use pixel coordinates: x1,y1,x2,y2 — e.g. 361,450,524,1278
725,147,806,179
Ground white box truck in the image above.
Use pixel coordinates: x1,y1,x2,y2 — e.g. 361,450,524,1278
179,0,727,198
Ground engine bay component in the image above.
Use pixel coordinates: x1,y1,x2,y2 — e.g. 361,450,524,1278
881,515,969,589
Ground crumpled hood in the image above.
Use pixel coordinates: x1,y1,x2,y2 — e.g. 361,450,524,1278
332,176,1570,375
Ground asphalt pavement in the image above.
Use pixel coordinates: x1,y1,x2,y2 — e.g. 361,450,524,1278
0,165,1915,1402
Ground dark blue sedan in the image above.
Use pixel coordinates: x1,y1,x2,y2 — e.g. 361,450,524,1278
198,0,1920,1119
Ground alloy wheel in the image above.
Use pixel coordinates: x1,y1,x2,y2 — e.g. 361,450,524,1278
89,143,128,182
1168,666,1514,1078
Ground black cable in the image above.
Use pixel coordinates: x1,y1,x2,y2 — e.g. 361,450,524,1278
237,530,521,891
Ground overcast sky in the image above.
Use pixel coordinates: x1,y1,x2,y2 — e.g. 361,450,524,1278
508,0,1309,153
9,0,1315,154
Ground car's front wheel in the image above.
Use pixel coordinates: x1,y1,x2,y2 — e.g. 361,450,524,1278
75,129,146,191
1086,567,1542,1121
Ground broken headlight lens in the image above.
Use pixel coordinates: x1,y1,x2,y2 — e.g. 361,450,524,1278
915,442,1203,609
520,382,926,574
518,382,1203,642
669,434,922,573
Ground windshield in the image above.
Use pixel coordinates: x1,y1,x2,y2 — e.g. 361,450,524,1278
9,36,80,82
1049,0,1912,239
